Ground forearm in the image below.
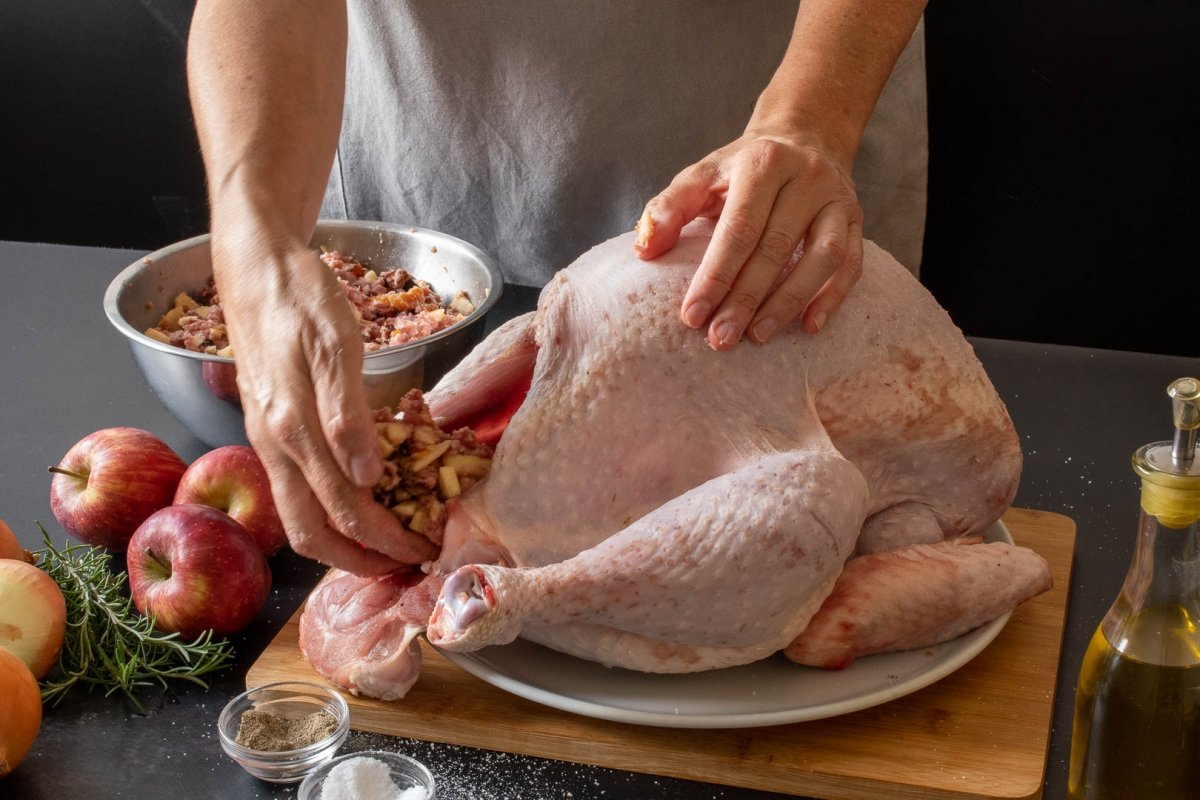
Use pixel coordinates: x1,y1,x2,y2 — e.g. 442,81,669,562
751,0,927,170
185,0,432,575
187,0,346,260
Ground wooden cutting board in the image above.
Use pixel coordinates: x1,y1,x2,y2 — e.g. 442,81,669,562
247,507,1075,800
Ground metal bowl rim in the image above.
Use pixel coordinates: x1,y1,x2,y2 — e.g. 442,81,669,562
103,220,505,365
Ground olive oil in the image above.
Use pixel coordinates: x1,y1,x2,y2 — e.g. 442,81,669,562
1068,610,1200,799
1067,378,1200,800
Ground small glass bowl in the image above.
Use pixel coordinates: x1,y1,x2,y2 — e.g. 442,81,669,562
218,681,351,784
298,750,436,799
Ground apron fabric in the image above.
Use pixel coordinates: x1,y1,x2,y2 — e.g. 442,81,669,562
321,1,928,285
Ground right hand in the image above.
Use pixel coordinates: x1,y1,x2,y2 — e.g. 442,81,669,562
212,230,438,575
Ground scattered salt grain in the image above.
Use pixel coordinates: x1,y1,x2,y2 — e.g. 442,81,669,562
321,755,428,800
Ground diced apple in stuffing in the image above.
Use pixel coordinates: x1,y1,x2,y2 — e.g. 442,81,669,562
377,435,396,458
429,499,445,523
390,500,419,520
382,422,412,445
408,441,452,472
443,454,491,478
438,466,461,498
449,293,475,316
411,426,438,447
159,305,185,331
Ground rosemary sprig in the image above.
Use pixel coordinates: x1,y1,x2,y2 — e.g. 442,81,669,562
35,524,236,715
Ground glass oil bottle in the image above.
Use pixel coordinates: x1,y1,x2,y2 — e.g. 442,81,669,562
1068,377,1200,800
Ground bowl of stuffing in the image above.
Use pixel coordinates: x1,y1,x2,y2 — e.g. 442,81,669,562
104,220,503,447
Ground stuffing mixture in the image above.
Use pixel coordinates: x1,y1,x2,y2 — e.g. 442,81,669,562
145,249,475,355
373,389,493,546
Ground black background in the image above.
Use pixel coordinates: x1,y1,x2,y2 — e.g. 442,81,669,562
2,1,1196,357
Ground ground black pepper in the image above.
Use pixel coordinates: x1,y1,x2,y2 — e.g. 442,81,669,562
234,708,338,751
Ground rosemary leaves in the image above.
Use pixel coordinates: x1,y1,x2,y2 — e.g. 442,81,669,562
35,526,235,714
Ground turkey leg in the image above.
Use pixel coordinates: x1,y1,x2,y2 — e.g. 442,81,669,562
427,446,870,659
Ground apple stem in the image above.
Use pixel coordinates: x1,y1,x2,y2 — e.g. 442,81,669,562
48,466,89,481
143,548,173,582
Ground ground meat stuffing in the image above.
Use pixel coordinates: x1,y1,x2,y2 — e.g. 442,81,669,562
373,389,493,546
144,250,475,354
142,285,229,355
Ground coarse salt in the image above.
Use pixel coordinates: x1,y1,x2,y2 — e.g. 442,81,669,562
320,755,428,800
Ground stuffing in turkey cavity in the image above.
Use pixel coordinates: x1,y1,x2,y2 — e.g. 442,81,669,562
373,389,493,545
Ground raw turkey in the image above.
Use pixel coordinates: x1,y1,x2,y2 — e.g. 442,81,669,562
299,221,1051,700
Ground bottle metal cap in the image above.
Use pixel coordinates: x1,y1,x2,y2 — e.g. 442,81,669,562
1134,378,1200,526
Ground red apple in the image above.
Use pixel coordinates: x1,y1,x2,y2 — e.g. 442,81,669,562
49,427,187,551
202,361,241,406
126,504,271,639
173,445,287,557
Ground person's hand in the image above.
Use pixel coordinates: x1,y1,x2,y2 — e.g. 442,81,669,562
634,132,864,350
212,230,438,575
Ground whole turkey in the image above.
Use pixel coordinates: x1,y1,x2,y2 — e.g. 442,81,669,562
299,221,1051,701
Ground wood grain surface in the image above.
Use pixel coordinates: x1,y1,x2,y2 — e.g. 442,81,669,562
247,507,1075,800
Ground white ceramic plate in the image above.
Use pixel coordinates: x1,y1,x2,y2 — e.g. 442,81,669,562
436,521,1014,729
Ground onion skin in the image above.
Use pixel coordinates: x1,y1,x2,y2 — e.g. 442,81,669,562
0,519,32,564
0,560,67,679
0,646,41,779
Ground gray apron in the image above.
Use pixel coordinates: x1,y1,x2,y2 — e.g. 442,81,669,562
321,1,928,284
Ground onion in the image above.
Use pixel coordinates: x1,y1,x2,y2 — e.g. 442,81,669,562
0,646,41,779
0,519,32,563
0,560,66,679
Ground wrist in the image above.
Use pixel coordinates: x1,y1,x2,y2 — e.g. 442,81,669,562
207,205,323,313
750,0,927,174
745,86,861,174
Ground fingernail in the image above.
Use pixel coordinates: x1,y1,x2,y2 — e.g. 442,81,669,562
714,320,739,346
351,453,380,487
811,311,828,332
634,209,655,249
683,300,713,328
751,317,778,342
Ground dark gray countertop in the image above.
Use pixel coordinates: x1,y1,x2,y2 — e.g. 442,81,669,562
2,239,1197,800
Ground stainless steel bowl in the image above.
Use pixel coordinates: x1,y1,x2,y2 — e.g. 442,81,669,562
104,220,503,447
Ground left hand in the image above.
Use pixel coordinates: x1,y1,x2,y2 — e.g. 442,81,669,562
634,133,864,349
